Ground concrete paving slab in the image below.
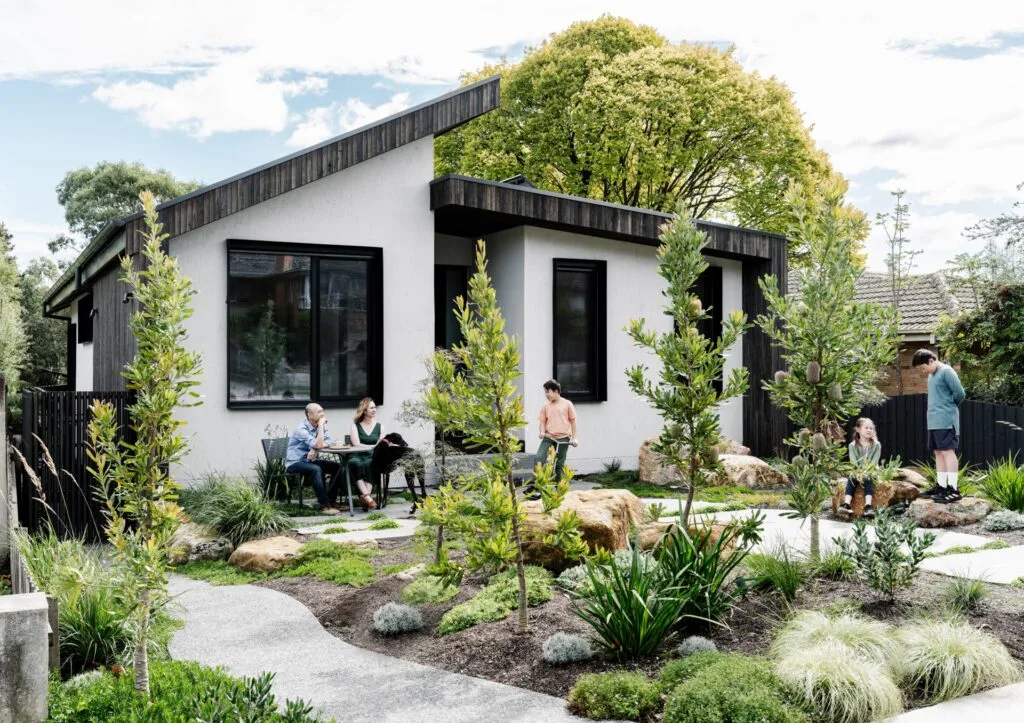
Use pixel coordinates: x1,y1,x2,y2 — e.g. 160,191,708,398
168,575,583,722
892,682,1024,721
920,546,1024,584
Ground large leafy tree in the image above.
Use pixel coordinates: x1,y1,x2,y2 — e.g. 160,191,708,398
53,161,199,252
757,179,899,561
0,221,26,393
624,215,748,527
436,16,839,239
19,257,67,388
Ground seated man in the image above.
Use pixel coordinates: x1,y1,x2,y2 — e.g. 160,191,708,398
285,403,343,514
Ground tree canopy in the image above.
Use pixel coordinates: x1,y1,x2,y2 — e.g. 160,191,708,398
0,222,26,391
436,16,845,239
53,161,200,251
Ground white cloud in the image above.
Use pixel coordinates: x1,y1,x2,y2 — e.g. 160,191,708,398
863,210,984,274
3,219,73,270
286,93,411,148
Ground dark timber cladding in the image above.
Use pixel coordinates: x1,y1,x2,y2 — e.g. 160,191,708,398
430,174,789,457
121,78,501,253
91,263,138,391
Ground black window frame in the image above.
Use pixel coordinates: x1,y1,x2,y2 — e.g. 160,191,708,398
552,258,607,403
226,239,383,410
77,292,94,344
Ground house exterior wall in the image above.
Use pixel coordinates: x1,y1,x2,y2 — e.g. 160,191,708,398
70,300,93,393
166,137,436,479
877,340,936,396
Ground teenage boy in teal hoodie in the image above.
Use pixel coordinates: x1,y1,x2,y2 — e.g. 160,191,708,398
911,349,966,502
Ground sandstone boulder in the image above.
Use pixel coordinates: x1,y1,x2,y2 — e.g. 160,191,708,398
228,536,303,573
709,455,788,489
831,480,920,518
521,490,645,571
907,497,991,528
895,467,929,489
171,522,233,565
638,437,750,485
637,520,734,553
344,538,380,552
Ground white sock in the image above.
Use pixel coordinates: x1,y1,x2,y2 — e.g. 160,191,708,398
948,472,959,491
937,472,948,488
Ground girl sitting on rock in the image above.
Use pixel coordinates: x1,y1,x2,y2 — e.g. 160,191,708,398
838,417,882,520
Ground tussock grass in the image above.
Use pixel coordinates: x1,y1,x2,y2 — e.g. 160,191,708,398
771,610,896,666
942,578,988,614
181,473,291,545
743,542,806,601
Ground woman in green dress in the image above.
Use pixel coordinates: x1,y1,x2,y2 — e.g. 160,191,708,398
347,397,383,510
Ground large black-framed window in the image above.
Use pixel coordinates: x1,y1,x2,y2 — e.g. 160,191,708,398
227,240,383,408
689,265,724,394
77,292,94,344
553,259,607,402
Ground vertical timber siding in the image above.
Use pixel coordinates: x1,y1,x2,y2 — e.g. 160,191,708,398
91,264,137,391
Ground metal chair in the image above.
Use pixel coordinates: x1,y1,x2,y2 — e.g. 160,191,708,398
261,438,306,506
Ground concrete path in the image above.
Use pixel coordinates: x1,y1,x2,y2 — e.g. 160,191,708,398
168,575,583,722
920,546,1024,584
892,682,1024,721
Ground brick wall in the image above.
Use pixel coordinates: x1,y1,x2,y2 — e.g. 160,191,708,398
876,341,935,396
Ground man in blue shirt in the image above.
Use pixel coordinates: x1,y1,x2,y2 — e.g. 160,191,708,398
286,403,343,514
912,349,967,503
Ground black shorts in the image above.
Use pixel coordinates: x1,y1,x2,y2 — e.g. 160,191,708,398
927,428,959,452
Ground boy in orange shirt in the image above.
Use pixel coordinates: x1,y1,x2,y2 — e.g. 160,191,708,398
535,379,578,482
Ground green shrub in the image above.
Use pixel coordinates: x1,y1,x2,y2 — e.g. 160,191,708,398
541,632,594,664
181,473,291,546
661,652,810,723
814,549,856,580
978,455,1024,513
47,660,322,721
400,575,460,605
365,511,388,521
836,507,934,602
176,560,267,586
943,578,988,614
896,618,1023,703
367,518,400,531
373,603,423,635
982,509,1024,531
319,525,349,535
743,543,806,601
557,549,657,597
771,610,896,667
278,539,377,586
773,641,903,723
677,635,717,658
928,540,1010,557
437,566,552,635
567,672,661,721
1013,576,1024,589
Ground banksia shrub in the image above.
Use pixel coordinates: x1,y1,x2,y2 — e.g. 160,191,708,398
541,632,594,664
812,433,827,452
828,383,843,400
806,361,821,384
372,602,423,636
775,370,789,383
677,635,717,658
690,298,703,315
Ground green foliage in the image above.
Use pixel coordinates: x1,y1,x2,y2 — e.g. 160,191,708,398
983,509,1024,531
319,525,349,535
742,542,806,601
1012,576,1024,589
181,473,291,545
541,632,594,664
836,508,934,602
437,17,835,238
367,518,400,531
254,454,290,501
770,610,896,667
372,603,423,636
603,458,623,473
645,502,668,522
813,549,856,580
365,511,388,521
927,540,1010,557
895,618,1022,703
47,660,323,722
245,300,287,396
175,560,266,586
55,161,200,242
943,578,989,614
18,256,66,389
557,549,658,597
677,635,717,658
758,180,899,561
422,241,583,632
567,671,661,722
437,566,553,636
978,455,1024,512
278,539,377,587
625,216,748,527
400,575,460,605
661,652,811,723
0,221,26,393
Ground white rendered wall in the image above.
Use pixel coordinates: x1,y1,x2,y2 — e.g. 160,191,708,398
168,138,435,480
518,227,745,474
70,299,93,392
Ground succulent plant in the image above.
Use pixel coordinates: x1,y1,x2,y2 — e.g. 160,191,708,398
806,361,822,384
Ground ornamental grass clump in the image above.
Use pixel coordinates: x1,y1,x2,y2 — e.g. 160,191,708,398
372,603,423,636
743,541,806,601
541,632,594,664
770,610,896,667
978,455,1024,513
181,473,290,546
895,618,1022,703
567,672,661,722
942,578,988,615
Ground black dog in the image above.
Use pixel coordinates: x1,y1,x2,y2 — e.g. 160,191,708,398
372,433,427,510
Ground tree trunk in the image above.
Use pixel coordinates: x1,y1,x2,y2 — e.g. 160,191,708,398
809,514,821,564
507,471,529,635
681,459,698,529
134,589,150,695
434,525,444,565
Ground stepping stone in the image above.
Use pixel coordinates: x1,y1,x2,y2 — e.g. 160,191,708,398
893,682,1024,721
920,546,1024,584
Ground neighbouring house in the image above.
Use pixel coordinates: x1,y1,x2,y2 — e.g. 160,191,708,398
852,272,975,395
42,77,787,480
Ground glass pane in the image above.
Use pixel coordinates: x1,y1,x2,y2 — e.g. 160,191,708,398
228,252,311,402
555,268,594,395
319,258,370,398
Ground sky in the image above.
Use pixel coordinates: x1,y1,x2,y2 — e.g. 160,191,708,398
2,1,1023,275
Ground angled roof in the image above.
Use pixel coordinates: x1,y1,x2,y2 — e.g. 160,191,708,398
44,76,501,314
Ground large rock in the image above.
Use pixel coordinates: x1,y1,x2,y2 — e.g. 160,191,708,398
228,536,303,573
907,497,991,528
708,455,788,489
831,480,920,518
637,520,734,552
521,490,645,570
171,522,233,565
895,467,929,489
638,437,750,485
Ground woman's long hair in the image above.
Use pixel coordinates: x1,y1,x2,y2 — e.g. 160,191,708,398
353,397,375,423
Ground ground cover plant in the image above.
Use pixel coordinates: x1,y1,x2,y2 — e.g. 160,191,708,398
566,672,661,722
742,541,806,601
400,574,460,604
927,540,1009,557
438,565,552,635
372,603,423,635
542,632,594,664
983,509,1024,531
367,518,400,531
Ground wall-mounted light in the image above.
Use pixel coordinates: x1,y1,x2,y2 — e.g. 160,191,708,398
122,292,134,304
88,307,99,318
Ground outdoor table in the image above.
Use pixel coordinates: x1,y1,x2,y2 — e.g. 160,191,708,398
317,444,368,517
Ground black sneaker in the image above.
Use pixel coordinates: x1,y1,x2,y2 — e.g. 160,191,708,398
938,489,963,504
863,505,876,519
837,503,853,518
920,485,944,498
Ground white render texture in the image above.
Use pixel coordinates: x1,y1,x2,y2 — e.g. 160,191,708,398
70,299,93,393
